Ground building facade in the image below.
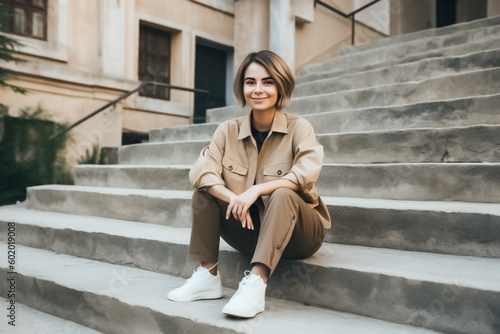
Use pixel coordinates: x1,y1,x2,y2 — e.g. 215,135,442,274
1,0,498,167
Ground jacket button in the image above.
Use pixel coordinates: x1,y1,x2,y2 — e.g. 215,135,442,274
277,170,282,175
277,245,281,250
228,166,233,171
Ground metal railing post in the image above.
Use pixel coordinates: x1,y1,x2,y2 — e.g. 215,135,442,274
50,82,209,140
352,15,355,45
315,0,381,46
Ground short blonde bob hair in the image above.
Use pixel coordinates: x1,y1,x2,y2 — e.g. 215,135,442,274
233,50,295,111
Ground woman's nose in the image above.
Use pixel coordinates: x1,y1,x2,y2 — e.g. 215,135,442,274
255,82,263,93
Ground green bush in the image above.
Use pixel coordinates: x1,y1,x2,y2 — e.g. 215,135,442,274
0,106,74,206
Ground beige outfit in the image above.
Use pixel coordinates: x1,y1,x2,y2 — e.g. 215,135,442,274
188,110,331,276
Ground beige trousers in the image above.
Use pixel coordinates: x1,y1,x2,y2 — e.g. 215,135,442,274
188,188,325,277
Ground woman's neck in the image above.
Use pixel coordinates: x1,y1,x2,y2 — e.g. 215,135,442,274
251,108,276,131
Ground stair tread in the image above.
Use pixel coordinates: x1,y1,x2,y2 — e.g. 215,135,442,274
295,66,500,99
129,123,500,147
0,243,440,334
303,24,500,76
340,16,500,54
206,91,500,117
2,205,499,292
295,48,500,95
152,94,500,142
1,298,103,333
297,48,500,84
27,184,194,198
24,185,500,215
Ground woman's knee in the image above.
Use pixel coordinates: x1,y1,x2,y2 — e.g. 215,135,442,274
191,189,214,214
269,187,297,201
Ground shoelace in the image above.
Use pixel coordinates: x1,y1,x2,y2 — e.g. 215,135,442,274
233,270,258,297
186,262,218,283
186,267,205,283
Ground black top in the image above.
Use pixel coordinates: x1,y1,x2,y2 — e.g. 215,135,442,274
251,126,270,153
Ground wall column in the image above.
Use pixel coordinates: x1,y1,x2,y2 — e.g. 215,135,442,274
269,0,295,71
100,0,126,77
233,0,270,73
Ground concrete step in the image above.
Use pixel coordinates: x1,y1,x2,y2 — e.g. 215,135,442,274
318,163,500,203
301,24,500,76
18,187,500,258
340,15,500,55
118,140,204,165
0,243,442,334
150,122,219,142
149,122,218,143
0,298,103,333
118,125,500,166
72,161,500,202
294,49,500,98
26,185,194,227
75,164,193,189
316,125,500,164
151,94,500,142
207,67,500,123
306,94,500,136
297,40,500,85
118,139,207,165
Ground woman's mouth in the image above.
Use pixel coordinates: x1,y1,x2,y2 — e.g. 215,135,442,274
252,97,267,102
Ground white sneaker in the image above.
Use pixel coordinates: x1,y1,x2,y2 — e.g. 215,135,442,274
167,266,222,302
222,270,267,318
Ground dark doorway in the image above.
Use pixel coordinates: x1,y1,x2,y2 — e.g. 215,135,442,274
194,41,228,123
436,0,457,27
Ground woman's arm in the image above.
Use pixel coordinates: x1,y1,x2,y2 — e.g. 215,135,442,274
253,179,299,196
207,184,256,230
207,184,236,203
223,179,299,230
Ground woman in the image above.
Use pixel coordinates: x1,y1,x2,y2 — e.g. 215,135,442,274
168,50,331,318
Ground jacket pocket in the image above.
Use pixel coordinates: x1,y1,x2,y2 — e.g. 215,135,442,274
222,156,248,194
263,161,292,182
222,155,248,175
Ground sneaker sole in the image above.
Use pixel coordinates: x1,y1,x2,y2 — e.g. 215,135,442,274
222,304,265,318
168,290,223,302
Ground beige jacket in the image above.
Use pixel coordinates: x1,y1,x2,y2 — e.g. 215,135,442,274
189,110,331,229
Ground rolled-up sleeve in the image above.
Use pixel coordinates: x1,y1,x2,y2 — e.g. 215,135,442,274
281,120,324,203
189,123,226,190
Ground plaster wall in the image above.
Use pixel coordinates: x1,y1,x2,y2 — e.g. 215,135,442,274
296,2,386,76
3,75,122,166
1,0,235,168
488,0,500,17
390,0,435,36
355,0,391,35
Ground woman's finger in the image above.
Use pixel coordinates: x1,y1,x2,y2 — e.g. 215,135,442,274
232,205,241,221
237,205,245,221
246,211,254,230
226,202,233,220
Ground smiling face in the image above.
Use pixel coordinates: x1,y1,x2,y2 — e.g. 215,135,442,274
243,62,278,115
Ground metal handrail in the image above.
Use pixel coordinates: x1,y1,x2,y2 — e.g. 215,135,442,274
49,81,209,140
314,0,382,45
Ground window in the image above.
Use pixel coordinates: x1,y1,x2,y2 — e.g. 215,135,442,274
0,0,48,40
138,23,171,100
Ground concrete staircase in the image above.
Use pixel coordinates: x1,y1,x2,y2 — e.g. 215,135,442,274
2,16,500,334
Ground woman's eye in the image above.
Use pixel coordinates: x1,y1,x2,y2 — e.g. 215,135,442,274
246,81,255,85
265,81,274,85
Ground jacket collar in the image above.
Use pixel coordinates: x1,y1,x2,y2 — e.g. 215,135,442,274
238,110,288,140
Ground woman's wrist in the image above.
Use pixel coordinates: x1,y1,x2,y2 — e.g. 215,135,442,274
252,184,263,197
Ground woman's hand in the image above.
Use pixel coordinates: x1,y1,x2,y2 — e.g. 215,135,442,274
226,186,261,230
